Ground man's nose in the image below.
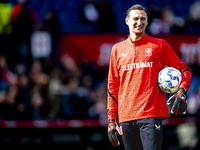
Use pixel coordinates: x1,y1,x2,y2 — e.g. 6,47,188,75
137,19,142,25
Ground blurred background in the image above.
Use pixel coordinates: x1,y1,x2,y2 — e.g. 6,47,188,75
0,0,200,149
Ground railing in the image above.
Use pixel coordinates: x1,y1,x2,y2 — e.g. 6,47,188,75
0,117,197,128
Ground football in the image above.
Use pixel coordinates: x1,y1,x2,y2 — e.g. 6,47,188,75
157,67,182,93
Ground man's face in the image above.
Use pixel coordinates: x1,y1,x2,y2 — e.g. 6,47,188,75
125,10,148,35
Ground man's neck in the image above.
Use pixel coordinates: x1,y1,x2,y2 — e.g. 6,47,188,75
130,32,144,41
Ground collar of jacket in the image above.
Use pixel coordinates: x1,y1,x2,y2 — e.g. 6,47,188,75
127,34,148,45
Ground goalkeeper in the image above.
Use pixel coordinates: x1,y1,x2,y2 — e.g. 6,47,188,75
107,4,192,150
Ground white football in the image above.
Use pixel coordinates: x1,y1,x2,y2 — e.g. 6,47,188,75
158,67,182,93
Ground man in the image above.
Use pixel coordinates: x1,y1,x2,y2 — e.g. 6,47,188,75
107,4,191,150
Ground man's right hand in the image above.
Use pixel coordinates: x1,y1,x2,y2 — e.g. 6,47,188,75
108,119,122,147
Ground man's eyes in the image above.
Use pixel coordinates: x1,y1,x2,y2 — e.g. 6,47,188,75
133,18,146,21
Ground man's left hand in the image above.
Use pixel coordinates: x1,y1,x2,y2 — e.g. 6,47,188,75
167,88,187,116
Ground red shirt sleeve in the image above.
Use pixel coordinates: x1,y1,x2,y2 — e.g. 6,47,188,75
107,45,120,120
161,40,192,91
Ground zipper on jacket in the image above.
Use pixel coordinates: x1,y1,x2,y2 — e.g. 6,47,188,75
134,43,136,60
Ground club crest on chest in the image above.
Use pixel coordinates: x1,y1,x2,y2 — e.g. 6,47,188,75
145,48,152,57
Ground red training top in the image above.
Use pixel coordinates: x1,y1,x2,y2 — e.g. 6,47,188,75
107,34,191,123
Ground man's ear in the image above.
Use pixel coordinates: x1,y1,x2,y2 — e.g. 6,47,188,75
125,18,129,25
